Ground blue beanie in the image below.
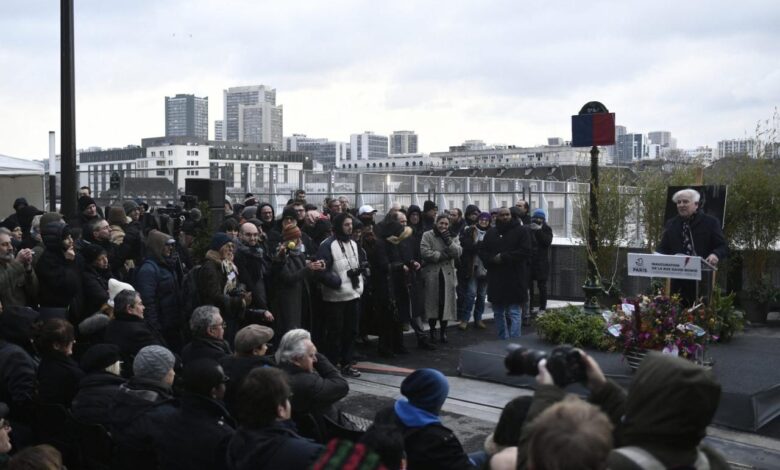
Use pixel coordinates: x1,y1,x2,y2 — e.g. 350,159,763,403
532,208,546,220
209,232,232,251
400,368,449,413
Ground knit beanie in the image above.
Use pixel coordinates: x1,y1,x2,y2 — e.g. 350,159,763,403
478,212,492,221
133,345,175,381
209,232,232,251
107,279,135,307
423,200,437,213
532,208,546,220
241,206,258,220
282,224,301,242
400,368,449,414
78,195,96,213
13,197,28,211
122,200,139,215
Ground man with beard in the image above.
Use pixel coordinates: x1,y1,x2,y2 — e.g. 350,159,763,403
315,213,365,377
479,208,531,339
0,228,37,309
233,222,273,325
257,203,280,250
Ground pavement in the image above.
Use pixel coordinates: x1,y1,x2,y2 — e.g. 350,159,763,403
340,300,780,469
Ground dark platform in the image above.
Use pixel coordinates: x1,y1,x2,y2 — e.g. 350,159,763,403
458,333,780,435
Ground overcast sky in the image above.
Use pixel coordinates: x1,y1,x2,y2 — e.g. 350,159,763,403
1,0,779,159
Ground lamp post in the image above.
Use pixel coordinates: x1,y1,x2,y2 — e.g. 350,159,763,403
571,102,616,312
60,0,77,219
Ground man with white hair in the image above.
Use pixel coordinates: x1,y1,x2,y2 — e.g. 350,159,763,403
182,305,232,364
276,329,349,441
657,188,728,304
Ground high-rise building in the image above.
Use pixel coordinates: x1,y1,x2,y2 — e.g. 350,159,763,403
390,130,418,154
214,120,223,141
717,138,756,158
165,94,208,140
648,131,674,148
350,131,388,160
222,85,283,149
615,133,646,164
284,134,347,169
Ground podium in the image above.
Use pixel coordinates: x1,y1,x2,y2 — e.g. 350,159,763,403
627,253,718,303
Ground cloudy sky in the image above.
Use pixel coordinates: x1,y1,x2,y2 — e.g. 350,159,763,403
1,0,779,159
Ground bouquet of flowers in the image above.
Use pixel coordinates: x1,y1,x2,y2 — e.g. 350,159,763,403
605,293,717,360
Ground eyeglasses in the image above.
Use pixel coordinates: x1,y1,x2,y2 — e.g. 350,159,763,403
213,322,228,329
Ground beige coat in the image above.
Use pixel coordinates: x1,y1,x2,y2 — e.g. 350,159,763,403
420,230,462,321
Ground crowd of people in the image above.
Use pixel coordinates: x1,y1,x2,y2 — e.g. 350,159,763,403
0,186,730,469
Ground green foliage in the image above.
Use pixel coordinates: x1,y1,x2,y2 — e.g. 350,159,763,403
747,274,780,305
534,305,612,350
710,289,745,342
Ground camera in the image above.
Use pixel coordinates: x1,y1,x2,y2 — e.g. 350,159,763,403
346,267,365,289
504,344,586,388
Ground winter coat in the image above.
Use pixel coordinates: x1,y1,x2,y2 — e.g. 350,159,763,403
270,249,310,337
225,422,324,470
529,222,553,281
151,393,236,470
478,219,532,305
135,231,181,332
181,336,232,365
233,239,270,313
81,265,110,316
197,251,244,325
104,312,165,373
109,377,178,470
373,230,421,320
420,230,462,321
36,352,85,407
0,259,37,309
316,236,365,303
657,210,729,261
35,223,82,316
280,353,348,432
607,352,729,470
218,355,275,417
0,340,37,423
373,405,475,470
71,372,126,427
458,224,488,280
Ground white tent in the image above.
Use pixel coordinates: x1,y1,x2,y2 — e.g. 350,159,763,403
0,153,45,175
0,153,46,212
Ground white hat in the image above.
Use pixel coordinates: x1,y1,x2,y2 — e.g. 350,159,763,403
358,205,377,216
107,279,135,307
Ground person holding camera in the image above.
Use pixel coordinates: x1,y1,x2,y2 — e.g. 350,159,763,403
420,214,462,344
315,213,366,377
197,233,251,345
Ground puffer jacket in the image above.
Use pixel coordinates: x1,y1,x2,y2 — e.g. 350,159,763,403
135,230,181,332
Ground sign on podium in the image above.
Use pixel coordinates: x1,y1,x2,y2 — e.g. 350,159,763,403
627,253,716,281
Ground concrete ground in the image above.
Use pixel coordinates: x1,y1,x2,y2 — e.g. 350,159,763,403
341,300,780,469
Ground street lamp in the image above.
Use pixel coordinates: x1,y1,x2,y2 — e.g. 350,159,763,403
571,102,616,312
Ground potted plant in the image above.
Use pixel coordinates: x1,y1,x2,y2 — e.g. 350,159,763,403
709,289,745,341
744,275,779,324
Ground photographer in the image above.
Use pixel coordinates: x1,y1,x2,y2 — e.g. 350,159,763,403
420,214,462,344
314,213,365,377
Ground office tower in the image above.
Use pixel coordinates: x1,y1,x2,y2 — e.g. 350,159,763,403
223,85,283,149
165,94,208,140
390,130,418,154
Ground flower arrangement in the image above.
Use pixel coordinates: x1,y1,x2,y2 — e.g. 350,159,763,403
605,293,717,360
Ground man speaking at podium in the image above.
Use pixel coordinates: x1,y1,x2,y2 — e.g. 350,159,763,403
657,188,728,305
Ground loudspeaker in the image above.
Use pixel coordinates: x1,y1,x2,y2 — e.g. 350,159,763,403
185,179,226,208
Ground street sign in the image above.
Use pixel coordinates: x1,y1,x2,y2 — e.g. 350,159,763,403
571,101,616,147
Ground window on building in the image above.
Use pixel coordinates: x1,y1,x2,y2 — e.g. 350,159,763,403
168,150,173,156
151,151,156,157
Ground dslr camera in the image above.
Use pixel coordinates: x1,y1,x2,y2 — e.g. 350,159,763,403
346,266,366,289
504,344,586,388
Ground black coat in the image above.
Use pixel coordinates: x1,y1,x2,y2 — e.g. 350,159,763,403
225,422,324,470
373,236,421,320
81,265,110,316
181,337,232,365
109,377,178,470
233,240,270,312
373,406,475,470
657,211,728,261
152,393,236,470
479,220,532,305
280,353,348,434
104,313,165,374
0,340,37,423
36,353,85,407
530,223,553,281
270,250,310,336
218,355,275,417
71,372,126,427
36,223,82,316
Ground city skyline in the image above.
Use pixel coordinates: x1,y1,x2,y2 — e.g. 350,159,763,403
1,1,778,160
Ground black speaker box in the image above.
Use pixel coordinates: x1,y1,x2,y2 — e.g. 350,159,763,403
185,179,226,208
